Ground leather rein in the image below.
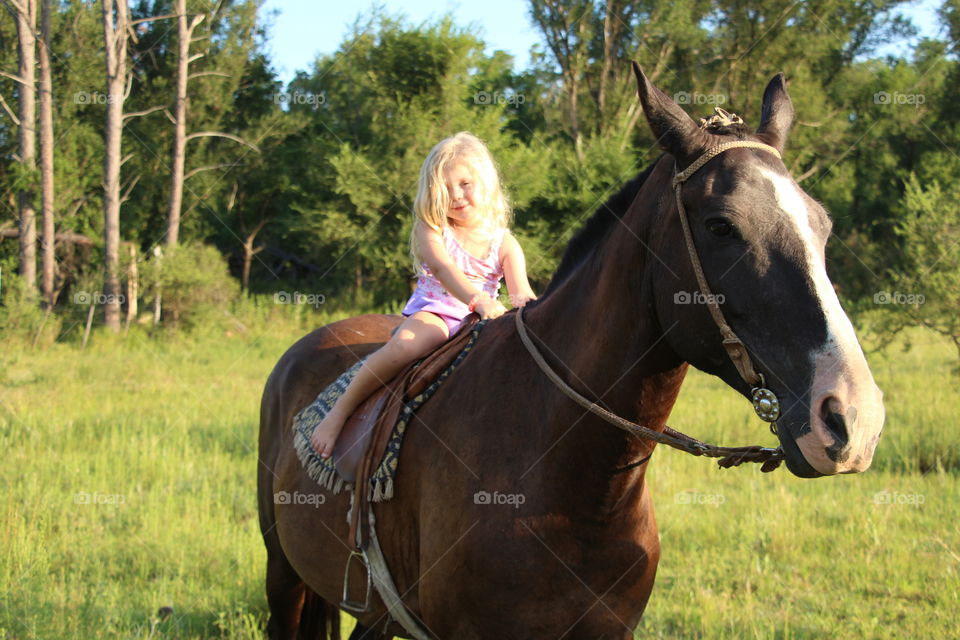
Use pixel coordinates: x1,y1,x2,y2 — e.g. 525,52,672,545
515,136,788,472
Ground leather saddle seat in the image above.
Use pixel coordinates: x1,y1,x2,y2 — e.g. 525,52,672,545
331,313,482,484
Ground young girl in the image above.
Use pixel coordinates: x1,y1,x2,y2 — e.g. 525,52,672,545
310,132,537,458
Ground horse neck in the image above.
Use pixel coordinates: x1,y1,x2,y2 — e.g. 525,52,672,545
519,163,687,513
525,160,681,415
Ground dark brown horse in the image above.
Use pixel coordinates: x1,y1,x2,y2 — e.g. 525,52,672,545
257,66,884,639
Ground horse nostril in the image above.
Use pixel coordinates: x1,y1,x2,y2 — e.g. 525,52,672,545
819,396,851,449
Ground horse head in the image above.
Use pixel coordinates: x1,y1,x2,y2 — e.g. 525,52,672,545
633,64,884,478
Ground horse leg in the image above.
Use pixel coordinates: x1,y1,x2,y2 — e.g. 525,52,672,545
347,622,391,640
264,530,341,640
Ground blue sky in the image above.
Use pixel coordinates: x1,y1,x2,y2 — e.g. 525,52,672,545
260,0,542,84
259,0,945,85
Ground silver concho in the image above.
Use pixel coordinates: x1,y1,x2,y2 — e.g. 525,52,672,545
751,386,780,422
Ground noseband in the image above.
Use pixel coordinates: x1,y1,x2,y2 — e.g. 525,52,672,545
515,136,788,471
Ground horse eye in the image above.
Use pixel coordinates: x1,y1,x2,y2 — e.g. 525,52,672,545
706,218,735,237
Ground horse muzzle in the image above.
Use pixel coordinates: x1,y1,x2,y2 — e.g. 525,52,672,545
782,350,885,476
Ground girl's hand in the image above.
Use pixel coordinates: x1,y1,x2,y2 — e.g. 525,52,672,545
509,293,537,308
475,297,507,319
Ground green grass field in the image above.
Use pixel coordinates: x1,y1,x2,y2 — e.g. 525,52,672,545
1,316,957,639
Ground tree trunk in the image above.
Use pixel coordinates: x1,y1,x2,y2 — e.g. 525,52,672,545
38,0,55,309
598,0,623,132
13,0,38,297
166,0,190,247
101,0,128,331
241,218,266,291
125,243,138,328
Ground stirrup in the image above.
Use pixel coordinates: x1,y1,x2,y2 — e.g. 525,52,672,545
340,549,372,613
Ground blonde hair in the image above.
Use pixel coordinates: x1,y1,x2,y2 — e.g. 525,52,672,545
410,132,511,272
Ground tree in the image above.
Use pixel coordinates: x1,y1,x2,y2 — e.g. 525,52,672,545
2,0,38,298
164,0,258,248
283,11,550,305
100,0,129,330
875,174,960,366
528,0,594,157
38,0,55,309
164,0,200,247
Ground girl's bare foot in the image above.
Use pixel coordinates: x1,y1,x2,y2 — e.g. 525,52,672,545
310,410,346,459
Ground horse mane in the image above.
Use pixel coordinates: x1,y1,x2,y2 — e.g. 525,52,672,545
538,159,658,298
534,121,754,300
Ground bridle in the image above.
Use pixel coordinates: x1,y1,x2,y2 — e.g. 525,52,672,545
672,139,783,426
515,133,787,471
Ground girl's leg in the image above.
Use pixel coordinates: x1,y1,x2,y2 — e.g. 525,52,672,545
309,312,450,458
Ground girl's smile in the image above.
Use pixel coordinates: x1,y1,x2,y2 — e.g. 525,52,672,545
443,162,480,226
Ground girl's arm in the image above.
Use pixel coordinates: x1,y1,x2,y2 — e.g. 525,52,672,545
415,221,505,316
500,232,537,307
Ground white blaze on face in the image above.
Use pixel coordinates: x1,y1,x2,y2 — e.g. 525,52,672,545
758,167,884,474
757,168,860,355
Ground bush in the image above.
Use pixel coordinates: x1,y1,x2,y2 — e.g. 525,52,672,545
143,243,240,329
872,174,960,370
0,267,53,343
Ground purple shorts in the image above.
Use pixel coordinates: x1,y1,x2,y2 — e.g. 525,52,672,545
401,297,467,335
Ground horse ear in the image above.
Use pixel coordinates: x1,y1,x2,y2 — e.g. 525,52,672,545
632,61,705,164
756,73,794,153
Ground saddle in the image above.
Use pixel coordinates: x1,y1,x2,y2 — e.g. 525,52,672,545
333,313,483,549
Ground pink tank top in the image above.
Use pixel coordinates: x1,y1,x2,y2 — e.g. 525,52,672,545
402,227,507,323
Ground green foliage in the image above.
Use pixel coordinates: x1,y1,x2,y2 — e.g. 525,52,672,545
277,10,555,304
0,267,46,342
2,0,959,355
870,174,960,364
143,243,239,328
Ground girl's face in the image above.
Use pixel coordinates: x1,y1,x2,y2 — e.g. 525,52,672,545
443,161,481,227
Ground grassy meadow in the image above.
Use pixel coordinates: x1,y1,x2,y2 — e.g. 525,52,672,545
1,312,958,639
